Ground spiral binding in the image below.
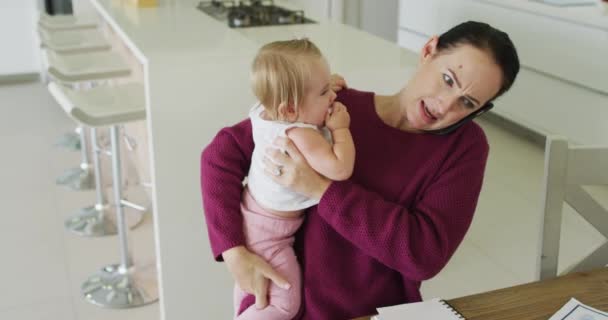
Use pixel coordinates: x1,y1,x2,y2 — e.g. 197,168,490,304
439,300,466,319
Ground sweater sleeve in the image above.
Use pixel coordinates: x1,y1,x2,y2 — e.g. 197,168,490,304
316,128,489,281
200,119,254,261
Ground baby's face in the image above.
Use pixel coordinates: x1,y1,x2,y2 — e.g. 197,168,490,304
297,58,337,126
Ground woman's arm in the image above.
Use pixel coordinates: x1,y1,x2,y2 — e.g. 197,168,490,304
265,130,489,281
200,119,290,310
200,119,253,259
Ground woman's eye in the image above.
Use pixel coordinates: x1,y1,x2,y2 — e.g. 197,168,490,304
443,73,454,87
461,98,475,109
321,90,328,96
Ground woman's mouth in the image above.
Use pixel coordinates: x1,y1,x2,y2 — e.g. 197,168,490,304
420,100,437,124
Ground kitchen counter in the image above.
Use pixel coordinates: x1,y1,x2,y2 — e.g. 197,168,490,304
89,0,418,318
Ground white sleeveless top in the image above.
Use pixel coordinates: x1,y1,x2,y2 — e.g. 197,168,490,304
247,103,333,211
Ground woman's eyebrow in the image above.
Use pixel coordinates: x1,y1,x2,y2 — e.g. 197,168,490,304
448,68,481,106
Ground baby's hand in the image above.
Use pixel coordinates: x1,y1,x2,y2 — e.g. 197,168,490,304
325,102,350,130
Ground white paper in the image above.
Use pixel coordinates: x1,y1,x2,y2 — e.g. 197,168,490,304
549,298,608,320
376,298,462,319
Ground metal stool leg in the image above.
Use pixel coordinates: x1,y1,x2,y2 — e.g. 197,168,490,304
81,125,157,308
55,125,95,190
65,127,145,237
64,127,117,236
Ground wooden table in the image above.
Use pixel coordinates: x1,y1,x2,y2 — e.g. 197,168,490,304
447,268,608,319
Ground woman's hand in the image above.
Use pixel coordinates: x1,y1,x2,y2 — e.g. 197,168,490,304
330,74,348,92
263,136,332,200
223,246,291,309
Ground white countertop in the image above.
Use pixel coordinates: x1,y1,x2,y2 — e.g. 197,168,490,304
476,0,608,31
90,0,419,318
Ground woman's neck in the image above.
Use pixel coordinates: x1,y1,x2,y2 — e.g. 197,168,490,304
374,89,418,133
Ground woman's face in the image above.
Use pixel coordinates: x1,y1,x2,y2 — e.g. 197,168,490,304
401,37,503,132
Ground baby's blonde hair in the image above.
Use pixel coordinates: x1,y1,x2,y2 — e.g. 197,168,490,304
251,38,322,121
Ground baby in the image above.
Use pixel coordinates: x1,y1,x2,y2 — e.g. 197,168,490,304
234,38,355,319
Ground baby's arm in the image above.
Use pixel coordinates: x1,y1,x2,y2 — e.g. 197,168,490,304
286,102,355,181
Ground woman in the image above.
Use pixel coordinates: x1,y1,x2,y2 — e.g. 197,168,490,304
201,21,519,319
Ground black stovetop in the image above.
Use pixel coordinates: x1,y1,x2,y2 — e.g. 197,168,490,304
197,0,315,28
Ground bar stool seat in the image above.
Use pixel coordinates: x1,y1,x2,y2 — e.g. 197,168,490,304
40,28,111,54
49,82,145,127
48,51,131,83
39,12,98,31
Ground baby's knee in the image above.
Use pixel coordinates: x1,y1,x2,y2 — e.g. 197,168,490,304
272,287,301,319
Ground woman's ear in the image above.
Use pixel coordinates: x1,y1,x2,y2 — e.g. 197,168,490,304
420,35,439,64
277,102,298,122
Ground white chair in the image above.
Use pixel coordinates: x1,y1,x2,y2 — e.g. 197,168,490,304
48,82,157,308
537,136,608,280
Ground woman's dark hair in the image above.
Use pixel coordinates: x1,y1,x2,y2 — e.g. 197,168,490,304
437,21,520,100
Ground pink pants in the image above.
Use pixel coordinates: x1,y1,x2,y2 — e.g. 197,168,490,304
234,190,304,320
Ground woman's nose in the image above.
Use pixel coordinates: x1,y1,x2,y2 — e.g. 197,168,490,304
330,90,337,102
437,94,459,116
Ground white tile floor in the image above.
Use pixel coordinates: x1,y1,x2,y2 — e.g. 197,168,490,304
0,82,605,319
0,82,158,320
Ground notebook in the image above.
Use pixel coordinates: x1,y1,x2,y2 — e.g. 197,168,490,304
548,298,608,320
374,298,465,319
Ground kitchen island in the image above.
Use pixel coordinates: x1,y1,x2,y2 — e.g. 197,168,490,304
89,0,418,318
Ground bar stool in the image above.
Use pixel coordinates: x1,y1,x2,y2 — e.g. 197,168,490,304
38,13,106,157
47,50,142,236
38,12,98,31
49,50,130,192
41,36,114,189
47,50,131,83
40,28,111,54
48,82,157,308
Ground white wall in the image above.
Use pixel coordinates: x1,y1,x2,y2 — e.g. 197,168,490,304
359,0,399,42
0,1,41,76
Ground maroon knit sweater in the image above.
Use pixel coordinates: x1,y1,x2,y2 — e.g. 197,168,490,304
200,89,489,319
